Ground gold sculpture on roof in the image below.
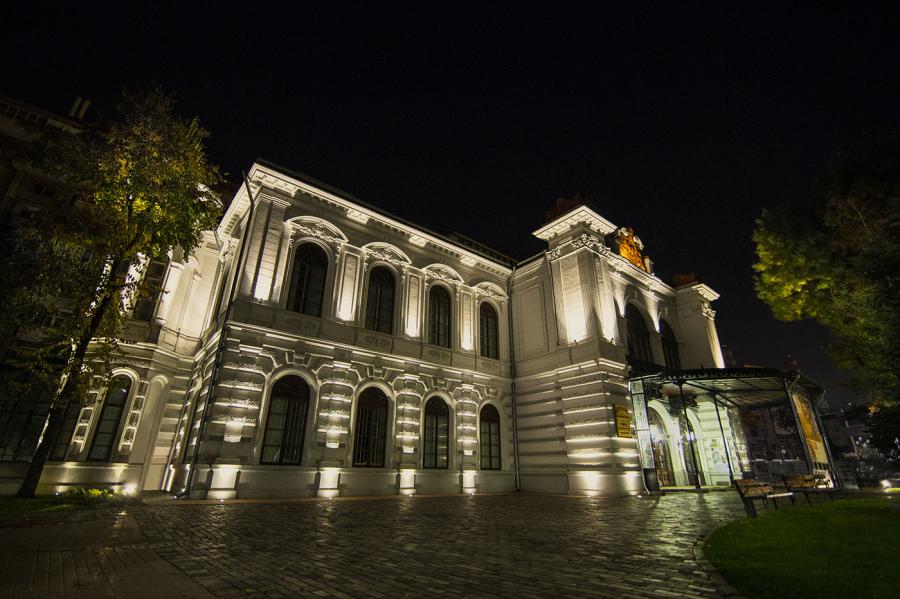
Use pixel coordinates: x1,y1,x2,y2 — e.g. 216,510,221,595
617,227,649,272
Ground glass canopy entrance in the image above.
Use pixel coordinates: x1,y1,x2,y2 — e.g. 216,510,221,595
628,368,836,491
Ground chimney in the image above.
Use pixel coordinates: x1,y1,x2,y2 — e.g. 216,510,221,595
68,97,83,118
76,99,91,120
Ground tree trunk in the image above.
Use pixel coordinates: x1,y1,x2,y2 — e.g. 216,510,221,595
15,288,117,498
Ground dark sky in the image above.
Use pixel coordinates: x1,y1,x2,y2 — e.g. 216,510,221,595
6,4,900,407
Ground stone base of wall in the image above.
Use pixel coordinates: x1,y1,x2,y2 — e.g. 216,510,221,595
520,469,644,496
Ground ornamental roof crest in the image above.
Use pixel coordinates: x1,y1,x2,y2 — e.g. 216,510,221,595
615,227,650,272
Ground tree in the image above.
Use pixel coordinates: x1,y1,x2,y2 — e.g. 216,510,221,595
753,134,900,401
6,87,222,498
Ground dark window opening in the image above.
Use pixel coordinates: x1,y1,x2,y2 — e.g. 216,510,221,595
365,267,395,334
132,257,169,322
660,320,681,370
480,404,501,470
428,286,452,348
261,376,310,465
87,376,131,462
353,388,388,467
625,305,654,365
423,397,450,469
479,302,499,359
287,243,328,317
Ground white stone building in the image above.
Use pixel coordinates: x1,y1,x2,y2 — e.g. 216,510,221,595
18,159,752,498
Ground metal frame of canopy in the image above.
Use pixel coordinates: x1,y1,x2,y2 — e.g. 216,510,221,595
628,367,839,490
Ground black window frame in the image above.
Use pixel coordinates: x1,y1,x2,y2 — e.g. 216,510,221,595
352,388,389,467
87,376,131,462
480,404,502,470
365,266,396,334
660,320,681,370
132,257,169,322
260,375,311,465
479,302,499,359
286,243,328,317
49,400,83,461
428,285,452,348
625,305,654,364
422,397,450,469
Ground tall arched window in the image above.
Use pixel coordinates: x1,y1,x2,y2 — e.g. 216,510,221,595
660,320,681,369
428,286,452,348
50,401,83,461
287,243,328,317
625,305,653,364
132,257,169,322
88,376,131,462
365,267,395,334
423,397,450,469
479,302,499,359
261,376,311,465
480,404,501,470
353,388,388,467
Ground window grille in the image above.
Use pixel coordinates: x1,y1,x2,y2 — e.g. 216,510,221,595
287,244,328,317
365,267,395,334
423,397,449,469
479,302,499,359
480,404,501,470
88,376,131,462
260,376,310,465
428,286,452,348
353,388,388,467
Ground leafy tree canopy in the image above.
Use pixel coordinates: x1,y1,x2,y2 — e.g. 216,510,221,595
753,133,900,400
0,87,223,497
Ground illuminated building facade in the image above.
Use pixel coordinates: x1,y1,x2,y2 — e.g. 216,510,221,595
0,111,788,498
22,160,747,498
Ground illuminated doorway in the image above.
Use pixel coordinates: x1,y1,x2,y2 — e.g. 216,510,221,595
681,416,706,487
648,409,675,487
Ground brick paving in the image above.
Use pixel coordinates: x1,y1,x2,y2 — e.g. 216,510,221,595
1,492,746,598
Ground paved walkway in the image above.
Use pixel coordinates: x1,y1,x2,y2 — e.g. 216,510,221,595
1,492,745,598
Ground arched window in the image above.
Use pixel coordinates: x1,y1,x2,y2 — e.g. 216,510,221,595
428,286,452,348
480,404,501,470
132,257,169,322
479,302,499,359
660,320,681,369
625,305,653,365
261,376,310,465
287,243,328,317
50,401,83,461
88,376,131,462
365,267,395,334
423,397,450,469
353,388,388,467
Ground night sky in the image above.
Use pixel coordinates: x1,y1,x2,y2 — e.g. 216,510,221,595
6,4,900,407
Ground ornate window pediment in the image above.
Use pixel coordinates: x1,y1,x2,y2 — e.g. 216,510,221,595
362,242,412,267
287,216,348,245
473,281,507,300
424,263,464,284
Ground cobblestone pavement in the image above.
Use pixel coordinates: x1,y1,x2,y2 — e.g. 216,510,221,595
2,492,746,598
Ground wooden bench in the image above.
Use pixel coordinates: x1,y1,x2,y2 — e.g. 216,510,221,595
735,478,795,517
783,474,847,505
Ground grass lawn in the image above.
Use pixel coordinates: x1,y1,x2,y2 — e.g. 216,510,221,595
704,497,900,598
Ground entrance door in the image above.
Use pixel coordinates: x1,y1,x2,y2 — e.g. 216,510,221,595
682,417,706,486
649,410,675,487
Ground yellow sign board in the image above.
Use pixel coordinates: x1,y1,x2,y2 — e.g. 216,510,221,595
615,405,633,438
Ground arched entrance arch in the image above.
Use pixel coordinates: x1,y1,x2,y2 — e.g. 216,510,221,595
647,407,676,487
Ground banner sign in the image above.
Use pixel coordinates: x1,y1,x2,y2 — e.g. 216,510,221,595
627,380,655,470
